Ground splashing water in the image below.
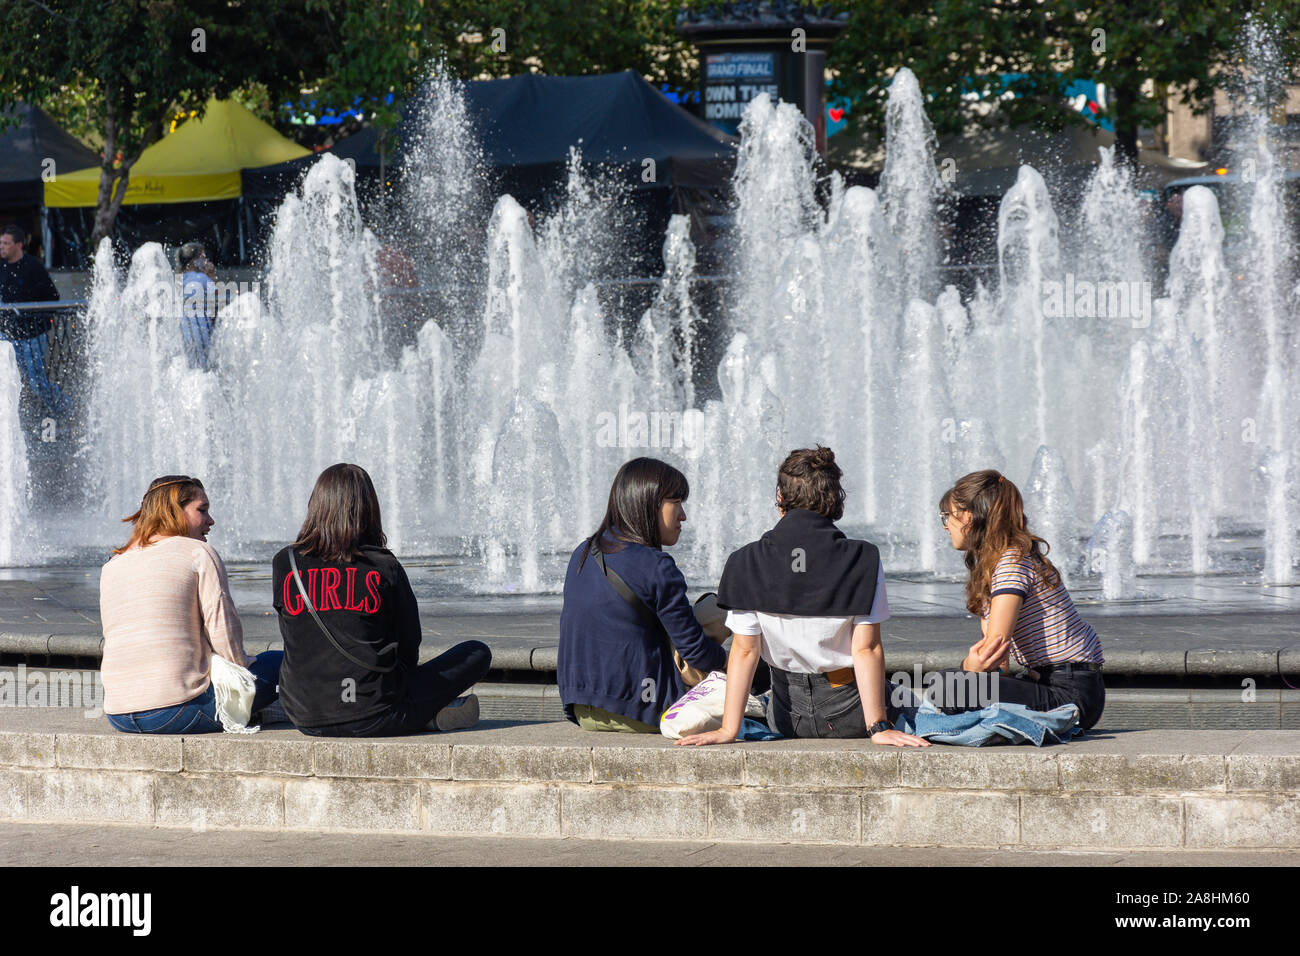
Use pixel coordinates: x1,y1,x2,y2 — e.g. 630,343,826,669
6,53,1297,591
0,347,28,564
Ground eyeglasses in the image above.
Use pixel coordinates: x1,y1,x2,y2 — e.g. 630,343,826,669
940,511,952,528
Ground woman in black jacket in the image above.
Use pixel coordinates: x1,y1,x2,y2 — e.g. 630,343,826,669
273,462,490,736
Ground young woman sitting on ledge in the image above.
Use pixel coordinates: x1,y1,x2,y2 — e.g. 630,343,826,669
101,476,282,734
273,462,490,737
677,446,928,748
935,469,1105,730
559,457,730,733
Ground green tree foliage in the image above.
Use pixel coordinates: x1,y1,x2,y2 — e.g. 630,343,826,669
829,0,1300,163
305,0,705,150
0,0,331,245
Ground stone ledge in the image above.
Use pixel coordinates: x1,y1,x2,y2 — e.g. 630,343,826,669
0,716,1296,794
5,630,1300,678
0,714,1297,848
0,769,1295,848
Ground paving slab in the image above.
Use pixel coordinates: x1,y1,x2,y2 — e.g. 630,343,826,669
1,822,1293,866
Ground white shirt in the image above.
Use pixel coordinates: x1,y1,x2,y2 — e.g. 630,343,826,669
724,565,889,673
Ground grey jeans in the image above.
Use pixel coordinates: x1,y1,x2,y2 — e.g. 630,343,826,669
767,667,903,739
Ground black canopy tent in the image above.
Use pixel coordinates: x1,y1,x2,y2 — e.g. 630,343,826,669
458,70,735,197
240,71,738,271
240,124,402,201
0,104,99,263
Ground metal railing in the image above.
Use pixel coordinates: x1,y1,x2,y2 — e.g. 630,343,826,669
1,300,90,386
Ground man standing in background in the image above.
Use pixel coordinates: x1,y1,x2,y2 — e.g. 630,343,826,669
0,223,71,419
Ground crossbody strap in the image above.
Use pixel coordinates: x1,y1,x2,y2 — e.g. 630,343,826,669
288,549,398,674
592,547,675,656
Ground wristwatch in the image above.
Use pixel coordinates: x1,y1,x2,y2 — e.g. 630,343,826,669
866,719,893,738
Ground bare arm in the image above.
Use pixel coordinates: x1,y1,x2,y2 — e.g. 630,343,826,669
675,632,761,746
851,621,928,748
963,593,1022,672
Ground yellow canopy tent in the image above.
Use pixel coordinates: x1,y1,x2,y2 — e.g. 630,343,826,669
44,98,310,207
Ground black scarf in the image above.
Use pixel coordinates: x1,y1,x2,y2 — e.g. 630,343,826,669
716,509,880,616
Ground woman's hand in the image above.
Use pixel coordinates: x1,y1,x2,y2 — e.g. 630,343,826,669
675,728,738,746
871,728,930,748
962,634,1010,672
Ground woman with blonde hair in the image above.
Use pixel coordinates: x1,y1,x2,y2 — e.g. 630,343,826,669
936,469,1105,730
101,475,282,733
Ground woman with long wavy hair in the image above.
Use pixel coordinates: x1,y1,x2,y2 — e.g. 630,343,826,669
937,469,1105,730
101,475,282,733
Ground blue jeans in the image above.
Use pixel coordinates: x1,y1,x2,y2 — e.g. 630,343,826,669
180,313,215,370
107,652,283,734
930,664,1106,731
767,668,905,739
8,334,71,418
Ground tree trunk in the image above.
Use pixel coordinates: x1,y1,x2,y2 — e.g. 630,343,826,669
89,91,120,248
1111,70,1140,168
89,94,169,249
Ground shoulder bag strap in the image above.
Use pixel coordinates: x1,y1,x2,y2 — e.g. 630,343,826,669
592,547,674,651
288,549,398,674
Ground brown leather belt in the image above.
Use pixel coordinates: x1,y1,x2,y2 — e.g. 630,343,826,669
824,666,854,687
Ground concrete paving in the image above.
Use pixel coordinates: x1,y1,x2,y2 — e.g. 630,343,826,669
2,567,1299,677
1,822,1292,866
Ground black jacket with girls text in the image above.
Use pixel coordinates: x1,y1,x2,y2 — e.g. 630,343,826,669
272,545,421,727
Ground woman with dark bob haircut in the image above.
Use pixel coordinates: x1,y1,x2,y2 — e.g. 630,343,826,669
273,463,490,736
558,457,729,732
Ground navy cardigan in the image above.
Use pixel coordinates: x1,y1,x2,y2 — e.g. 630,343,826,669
558,533,727,727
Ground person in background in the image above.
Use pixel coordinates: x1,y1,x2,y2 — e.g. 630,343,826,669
375,237,420,357
274,462,490,736
176,241,218,370
0,223,71,418
101,475,283,733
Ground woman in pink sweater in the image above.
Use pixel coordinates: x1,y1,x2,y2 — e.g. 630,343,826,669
100,475,282,733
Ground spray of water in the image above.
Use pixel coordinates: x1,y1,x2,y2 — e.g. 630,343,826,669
8,38,1297,589
0,347,28,564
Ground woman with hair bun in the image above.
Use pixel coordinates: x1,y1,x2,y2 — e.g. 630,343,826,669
678,446,929,747
937,470,1105,730
101,475,282,733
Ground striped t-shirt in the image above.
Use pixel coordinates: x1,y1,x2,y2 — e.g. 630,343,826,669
983,549,1103,667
